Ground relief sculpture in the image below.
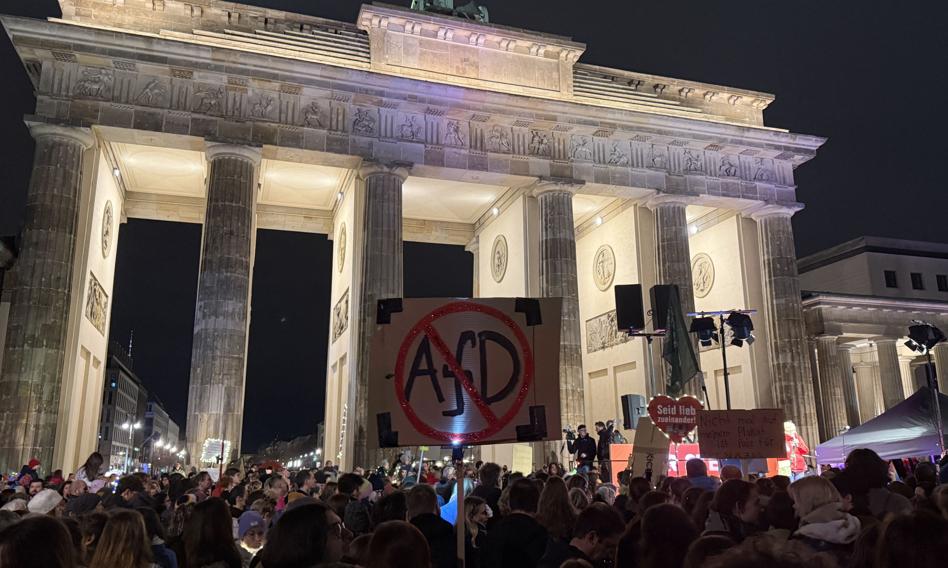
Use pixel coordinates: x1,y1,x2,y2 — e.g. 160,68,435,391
84,272,109,335
331,289,350,343
135,78,167,106
529,130,551,156
74,67,113,100
607,141,630,166
487,125,510,152
303,101,324,128
586,310,632,354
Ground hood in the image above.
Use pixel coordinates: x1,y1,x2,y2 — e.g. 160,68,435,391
795,506,861,545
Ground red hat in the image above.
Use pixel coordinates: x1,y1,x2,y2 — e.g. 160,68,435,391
27,458,40,468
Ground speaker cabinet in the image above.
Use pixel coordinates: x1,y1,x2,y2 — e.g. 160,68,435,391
621,394,647,430
614,284,645,332
649,284,677,332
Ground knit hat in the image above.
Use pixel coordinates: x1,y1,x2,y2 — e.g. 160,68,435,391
27,459,40,469
27,489,63,514
0,498,27,512
238,511,265,539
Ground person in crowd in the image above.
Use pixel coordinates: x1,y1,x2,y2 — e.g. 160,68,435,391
28,477,44,496
254,501,345,568
139,506,177,568
342,533,372,566
787,476,861,563
784,421,810,481
227,484,246,519
762,490,797,539
111,475,153,509
569,487,591,512
89,509,155,568
484,478,547,568
338,472,373,535
0,514,77,568
538,502,624,568
720,464,743,482
685,458,721,492
187,472,213,503
595,421,615,482
27,487,65,516
875,509,948,566
680,486,706,517
704,479,760,542
844,448,912,519
683,535,734,568
236,511,265,567
470,462,502,519
364,520,432,568
463,495,489,567
536,476,577,545
407,483,454,568
183,498,242,568
292,469,317,498
371,490,408,526
568,425,598,473
76,452,104,482
637,503,700,568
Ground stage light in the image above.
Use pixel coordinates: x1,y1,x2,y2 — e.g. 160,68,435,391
725,311,755,347
689,316,718,347
907,322,946,352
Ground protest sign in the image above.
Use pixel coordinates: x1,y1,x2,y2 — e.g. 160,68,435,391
696,408,786,458
629,417,670,484
647,395,702,442
368,298,562,448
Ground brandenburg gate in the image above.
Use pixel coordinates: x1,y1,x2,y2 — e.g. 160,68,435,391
0,1,824,472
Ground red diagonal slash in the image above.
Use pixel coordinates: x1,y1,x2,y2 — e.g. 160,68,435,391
422,323,499,424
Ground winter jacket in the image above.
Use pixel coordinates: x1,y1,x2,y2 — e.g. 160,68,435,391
411,512,456,568
484,512,548,568
792,502,861,564
568,435,597,465
866,487,912,520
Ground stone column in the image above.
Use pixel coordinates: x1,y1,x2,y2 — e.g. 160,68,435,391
934,343,948,391
466,237,480,298
806,339,826,441
351,161,409,470
185,144,260,465
873,338,904,409
647,195,699,396
837,345,860,427
0,124,93,472
535,179,584,463
815,336,847,439
752,205,819,446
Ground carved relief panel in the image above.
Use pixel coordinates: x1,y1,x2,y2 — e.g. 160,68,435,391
331,288,350,343
85,272,109,335
490,235,508,283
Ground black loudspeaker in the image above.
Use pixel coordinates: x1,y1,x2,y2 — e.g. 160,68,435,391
649,284,677,332
621,394,647,430
614,284,645,332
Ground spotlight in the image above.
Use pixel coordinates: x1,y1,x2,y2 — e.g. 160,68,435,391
595,216,603,226
907,322,946,352
689,317,718,347
112,167,121,178
491,207,499,217
725,312,755,347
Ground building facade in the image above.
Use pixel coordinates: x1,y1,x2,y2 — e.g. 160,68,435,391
97,345,146,471
0,239,15,382
800,237,948,440
0,1,826,472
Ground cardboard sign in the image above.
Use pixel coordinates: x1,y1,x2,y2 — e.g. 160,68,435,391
647,395,702,443
511,444,533,475
697,409,786,458
629,417,670,484
368,298,562,448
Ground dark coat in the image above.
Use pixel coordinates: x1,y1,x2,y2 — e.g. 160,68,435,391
484,513,548,568
568,435,597,464
411,513,456,568
538,542,593,568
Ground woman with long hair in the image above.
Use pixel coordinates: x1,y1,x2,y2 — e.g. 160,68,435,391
89,509,154,568
183,498,242,568
0,515,77,568
463,495,489,567
256,501,345,568
76,452,104,482
704,480,760,542
536,476,577,543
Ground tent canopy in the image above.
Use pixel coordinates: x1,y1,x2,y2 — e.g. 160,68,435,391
814,386,948,464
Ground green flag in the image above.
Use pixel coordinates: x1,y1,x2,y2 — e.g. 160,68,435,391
661,286,701,397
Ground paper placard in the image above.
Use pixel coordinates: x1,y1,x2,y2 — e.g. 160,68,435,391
697,409,786,459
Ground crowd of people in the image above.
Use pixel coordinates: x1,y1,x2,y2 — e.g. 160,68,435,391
1,448,947,567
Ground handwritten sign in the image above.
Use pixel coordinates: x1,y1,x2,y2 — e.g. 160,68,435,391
697,409,786,459
629,417,670,484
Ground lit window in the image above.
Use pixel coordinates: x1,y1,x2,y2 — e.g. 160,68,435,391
884,270,898,288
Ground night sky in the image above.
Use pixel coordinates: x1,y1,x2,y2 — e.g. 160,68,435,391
1,1,945,450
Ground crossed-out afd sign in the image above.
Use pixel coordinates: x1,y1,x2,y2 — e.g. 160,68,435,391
368,298,562,448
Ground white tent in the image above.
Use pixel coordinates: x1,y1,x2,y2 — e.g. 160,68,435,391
814,386,948,464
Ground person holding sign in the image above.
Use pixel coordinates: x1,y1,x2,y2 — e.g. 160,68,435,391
784,421,810,481
567,425,597,473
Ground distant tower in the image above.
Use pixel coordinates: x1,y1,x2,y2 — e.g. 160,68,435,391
128,329,134,358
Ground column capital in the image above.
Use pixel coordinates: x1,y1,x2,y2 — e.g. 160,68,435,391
643,193,699,210
465,235,479,254
27,122,94,149
530,176,585,197
747,202,804,221
205,143,262,165
870,336,900,346
358,159,412,182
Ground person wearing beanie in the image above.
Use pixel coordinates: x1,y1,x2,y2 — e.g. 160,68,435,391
27,488,64,516
237,510,266,567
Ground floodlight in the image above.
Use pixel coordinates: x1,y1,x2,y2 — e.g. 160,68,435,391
689,317,718,347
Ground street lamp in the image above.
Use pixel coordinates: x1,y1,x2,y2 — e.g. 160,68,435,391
119,420,142,472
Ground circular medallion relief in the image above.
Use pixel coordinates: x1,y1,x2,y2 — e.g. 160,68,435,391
101,200,114,259
490,235,508,283
692,253,715,298
593,245,616,291
337,223,347,273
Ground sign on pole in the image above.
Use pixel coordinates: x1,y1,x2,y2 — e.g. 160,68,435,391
368,298,562,448
629,417,670,484
696,409,786,459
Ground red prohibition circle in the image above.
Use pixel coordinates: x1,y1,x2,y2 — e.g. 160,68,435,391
393,301,535,444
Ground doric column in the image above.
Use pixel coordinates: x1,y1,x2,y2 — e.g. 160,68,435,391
185,143,260,465
647,195,699,396
815,336,847,439
465,236,480,298
0,123,93,472
934,344,948,391
806,338,826,441
752,205,819,446
351,161,409,469
837,345,860,427
873,338,904,409
534,179,584,462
